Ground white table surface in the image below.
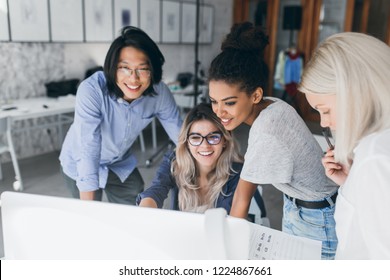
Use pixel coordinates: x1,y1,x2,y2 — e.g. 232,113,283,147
0,95,76,191
0,95,75,121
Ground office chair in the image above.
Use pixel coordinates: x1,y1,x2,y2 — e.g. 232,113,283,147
0,117,23,191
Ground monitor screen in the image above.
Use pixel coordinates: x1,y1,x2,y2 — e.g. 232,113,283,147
1,191,250,259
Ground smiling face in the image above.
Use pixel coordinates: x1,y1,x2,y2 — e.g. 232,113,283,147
187,119,226,171
208,80,262,130
115,46,151,102
305,93,337,129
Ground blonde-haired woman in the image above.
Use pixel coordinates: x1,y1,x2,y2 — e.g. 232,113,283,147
299,32,390,259
137,103,244,213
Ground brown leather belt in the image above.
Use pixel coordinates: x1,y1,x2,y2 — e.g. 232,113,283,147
285,192,338,209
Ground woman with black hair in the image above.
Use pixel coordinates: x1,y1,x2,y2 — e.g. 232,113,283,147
208,22,338,259
60,26,182,205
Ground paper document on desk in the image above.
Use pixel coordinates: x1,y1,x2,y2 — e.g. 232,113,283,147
249,223,322,260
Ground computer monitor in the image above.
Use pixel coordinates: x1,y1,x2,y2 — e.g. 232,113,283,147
1,191,250,260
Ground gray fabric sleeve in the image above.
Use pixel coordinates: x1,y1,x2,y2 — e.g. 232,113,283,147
241,133,293,184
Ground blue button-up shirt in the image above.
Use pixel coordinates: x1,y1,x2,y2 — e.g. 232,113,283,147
59,71,182,192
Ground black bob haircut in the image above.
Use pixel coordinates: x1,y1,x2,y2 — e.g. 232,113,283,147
104,26,165,98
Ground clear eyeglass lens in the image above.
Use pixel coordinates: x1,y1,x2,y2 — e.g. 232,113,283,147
188,135,202,146
118,67,150,78
207,134,222,144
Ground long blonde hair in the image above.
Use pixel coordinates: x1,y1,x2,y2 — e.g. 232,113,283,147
172,103,243,212
299,32,390,166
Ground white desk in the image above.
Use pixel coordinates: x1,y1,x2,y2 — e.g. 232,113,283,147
0,96,76,191
0,96,75,120
0,95,153,190
0,96,76,148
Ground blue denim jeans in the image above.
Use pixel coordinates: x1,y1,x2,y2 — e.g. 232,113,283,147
282,194,338,260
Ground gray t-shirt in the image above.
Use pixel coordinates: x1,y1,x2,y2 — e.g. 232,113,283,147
241,98,338,201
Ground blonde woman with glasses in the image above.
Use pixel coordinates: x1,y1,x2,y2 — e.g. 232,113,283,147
299,32,390,259
60,26,182,205
138,103,244,213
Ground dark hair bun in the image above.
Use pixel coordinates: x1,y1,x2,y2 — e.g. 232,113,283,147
221,22,269,54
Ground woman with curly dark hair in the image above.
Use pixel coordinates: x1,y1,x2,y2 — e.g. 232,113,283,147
208,22,338,259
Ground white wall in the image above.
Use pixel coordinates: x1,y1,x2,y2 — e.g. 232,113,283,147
64,0,233,83
0,0,233,160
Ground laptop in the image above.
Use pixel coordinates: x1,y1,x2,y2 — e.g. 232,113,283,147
1,191,250,260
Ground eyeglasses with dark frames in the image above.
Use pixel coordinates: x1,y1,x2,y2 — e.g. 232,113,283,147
321,127,334,150
188,131,223,146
